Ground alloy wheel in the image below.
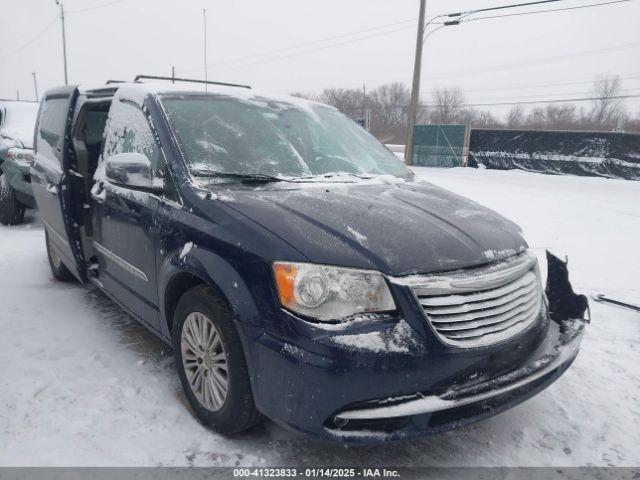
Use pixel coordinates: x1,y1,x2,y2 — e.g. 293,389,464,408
180,311,229,411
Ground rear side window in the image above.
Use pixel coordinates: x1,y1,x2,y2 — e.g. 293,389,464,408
36,97,71,163
103,100,161,173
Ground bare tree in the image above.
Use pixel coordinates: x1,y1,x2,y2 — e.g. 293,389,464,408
543,104,577,130
474,109,501,128
505,104,526,128
430,87,465,124
292,75,639,138
318,88,364,119
588,75,625,129
526,107,547,129
368,83,410,143
458,108,501,128
626,108,640,133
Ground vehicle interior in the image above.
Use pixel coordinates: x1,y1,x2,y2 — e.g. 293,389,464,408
68,95,113,265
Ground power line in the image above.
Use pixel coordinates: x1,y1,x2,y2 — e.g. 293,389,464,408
428,74,640,94
464,0,633,22
428,41,640,80
363,94,640,109
210,37,640,79
206,24,420,74
0,0,131,59
465,86,640,103
66,0,128,14
423,0,632,33
460,94,640,107
194,0,635,76
180,17,419,73
186,3,581,74
459,0,564,15
0,18,57,59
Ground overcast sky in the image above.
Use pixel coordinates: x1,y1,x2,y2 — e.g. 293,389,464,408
1,0,639,117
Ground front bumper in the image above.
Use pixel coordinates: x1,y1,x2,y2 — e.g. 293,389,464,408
250,316,584,443
330,318,584,440
243,253,588,444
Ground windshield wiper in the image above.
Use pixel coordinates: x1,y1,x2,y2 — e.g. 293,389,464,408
191,170,288,184
294,172,383,182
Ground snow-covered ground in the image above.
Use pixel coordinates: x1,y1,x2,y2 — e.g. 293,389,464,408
1,167,639,467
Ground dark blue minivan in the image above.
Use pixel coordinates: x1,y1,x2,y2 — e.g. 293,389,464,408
31,79,588,443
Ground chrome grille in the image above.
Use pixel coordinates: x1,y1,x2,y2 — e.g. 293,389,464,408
407,253,543,348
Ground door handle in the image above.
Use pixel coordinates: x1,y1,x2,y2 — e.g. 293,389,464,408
46,183,59,195
91,181,106,203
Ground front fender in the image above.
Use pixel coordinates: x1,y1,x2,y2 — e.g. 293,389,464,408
157,243,271,403
157,244,264,339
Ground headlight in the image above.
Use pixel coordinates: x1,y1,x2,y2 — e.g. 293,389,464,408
273,262,396,322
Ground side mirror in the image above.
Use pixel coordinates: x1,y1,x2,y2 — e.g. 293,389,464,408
104,152,163,193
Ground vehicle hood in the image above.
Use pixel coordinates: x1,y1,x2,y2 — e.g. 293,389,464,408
207,179,528,276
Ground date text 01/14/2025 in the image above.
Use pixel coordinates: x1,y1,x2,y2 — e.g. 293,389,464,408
232,468,401,478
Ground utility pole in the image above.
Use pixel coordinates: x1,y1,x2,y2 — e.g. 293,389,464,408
404,0,427,165
362,82,366,119
203,9,208,91
32,72,39,101
362,83,367,129
16,91,20,101
404,0,562,165
172,66,176,83
55,0,69,85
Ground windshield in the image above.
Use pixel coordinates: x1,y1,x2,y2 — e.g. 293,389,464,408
0,102,39,149
160,94,411,180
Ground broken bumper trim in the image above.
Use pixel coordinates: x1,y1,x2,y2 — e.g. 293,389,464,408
334,320,584,422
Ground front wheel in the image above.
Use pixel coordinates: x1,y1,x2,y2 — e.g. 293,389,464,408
0,173,26,225
45,229,75,281
172,285,262,435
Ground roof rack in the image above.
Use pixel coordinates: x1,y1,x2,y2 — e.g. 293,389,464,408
105,80,126,84
133,75,251,90
86,86,120,98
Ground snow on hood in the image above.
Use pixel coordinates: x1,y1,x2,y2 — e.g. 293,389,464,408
194,179,527,276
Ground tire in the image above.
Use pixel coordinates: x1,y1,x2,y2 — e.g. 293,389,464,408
0,173,26,226
172,284,262,435
45,229,75,282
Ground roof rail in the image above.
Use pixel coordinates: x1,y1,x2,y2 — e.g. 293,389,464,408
86,86,119,98
0,98,38,103
133,75,251,90
105,80,126,84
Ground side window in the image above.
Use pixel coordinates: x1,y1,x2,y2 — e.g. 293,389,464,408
84,110,108,146
103,100,163,174
36,97,70,164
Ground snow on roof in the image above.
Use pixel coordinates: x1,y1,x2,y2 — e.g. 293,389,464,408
85,81,330,112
